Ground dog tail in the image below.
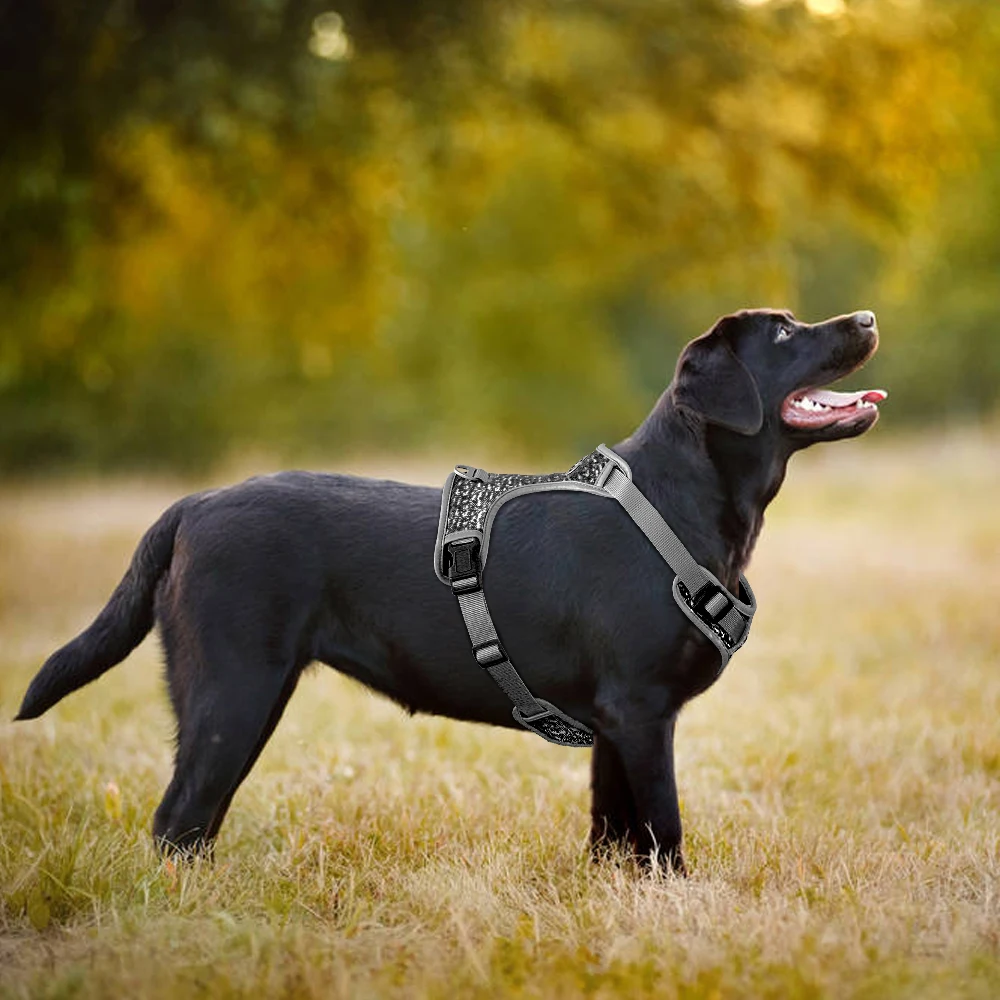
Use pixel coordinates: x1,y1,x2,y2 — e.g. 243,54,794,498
15,500,187,721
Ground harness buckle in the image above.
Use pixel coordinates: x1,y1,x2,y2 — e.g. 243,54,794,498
678,580,742,650
447,538,482,594
474,641,507,667
694,583,734,625
454,465,491,483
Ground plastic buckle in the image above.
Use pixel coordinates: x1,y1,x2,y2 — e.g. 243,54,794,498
454,465,491,483
595,449,629,489
693,583,734,625
677,580,738,650
512,699,594,748
447,539,482,594
474,641,507,667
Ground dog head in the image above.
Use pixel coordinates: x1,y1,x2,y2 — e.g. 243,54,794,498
671,309,886,446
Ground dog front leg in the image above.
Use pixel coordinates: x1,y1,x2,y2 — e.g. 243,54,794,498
590,733,641,855
590,703,684,873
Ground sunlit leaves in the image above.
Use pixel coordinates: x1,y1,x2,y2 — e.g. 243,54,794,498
0,0,997,470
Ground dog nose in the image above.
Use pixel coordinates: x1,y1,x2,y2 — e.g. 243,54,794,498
854,310,876,329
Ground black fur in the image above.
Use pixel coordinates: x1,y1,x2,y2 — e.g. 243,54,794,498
16,309,880,869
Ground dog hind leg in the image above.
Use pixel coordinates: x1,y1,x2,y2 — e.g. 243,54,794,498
153,632,302,855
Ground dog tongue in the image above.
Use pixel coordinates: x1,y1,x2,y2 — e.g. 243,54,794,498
808,389,888,407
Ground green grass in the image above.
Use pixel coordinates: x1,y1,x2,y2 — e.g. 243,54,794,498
1,431,999,998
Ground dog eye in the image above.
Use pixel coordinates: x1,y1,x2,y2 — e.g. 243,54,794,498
774,325,794,344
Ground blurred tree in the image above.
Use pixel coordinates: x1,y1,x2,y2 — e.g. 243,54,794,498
0,0,996,472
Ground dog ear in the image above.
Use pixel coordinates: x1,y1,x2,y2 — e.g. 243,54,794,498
671,318,763,435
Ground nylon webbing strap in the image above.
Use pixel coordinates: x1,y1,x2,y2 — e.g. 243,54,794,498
601,465,705,594
718,606,748,644
599,455,754,660
447,538,595,747
454,588,544,718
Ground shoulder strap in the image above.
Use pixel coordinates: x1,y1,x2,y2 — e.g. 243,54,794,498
442,445,755,747
596,453,755,661
446,538,596,747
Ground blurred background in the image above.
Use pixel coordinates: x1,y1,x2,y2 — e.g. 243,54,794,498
1,0,998,474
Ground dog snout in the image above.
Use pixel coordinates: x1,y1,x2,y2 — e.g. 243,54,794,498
848,309,879,363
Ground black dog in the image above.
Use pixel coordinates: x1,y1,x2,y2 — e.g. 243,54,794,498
16,309,884,871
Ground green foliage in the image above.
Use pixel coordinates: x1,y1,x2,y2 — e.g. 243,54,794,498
0,0,998,472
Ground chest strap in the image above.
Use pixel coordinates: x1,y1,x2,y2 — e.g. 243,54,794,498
442,446,755,747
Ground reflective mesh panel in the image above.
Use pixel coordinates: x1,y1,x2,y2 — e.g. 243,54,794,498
445,450,608,534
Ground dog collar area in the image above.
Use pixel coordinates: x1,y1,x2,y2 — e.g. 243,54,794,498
434,445,755,747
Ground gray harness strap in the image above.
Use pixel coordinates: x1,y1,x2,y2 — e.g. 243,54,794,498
437,445,755,747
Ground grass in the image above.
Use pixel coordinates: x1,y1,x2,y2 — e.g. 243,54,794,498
1,430,999,998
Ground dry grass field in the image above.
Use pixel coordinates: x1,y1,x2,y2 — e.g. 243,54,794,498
1,432,999,999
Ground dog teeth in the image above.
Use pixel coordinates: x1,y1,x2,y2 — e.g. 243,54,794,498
793,397,829,412
793,397,877,413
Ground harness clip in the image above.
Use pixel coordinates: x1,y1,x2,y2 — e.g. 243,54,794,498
678,580,740,650
694,583,734,625
454,465,491,483
447,538,482,594
474,641,507,667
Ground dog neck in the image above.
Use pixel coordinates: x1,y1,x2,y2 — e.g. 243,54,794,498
702,422,790,577
614,393,790,585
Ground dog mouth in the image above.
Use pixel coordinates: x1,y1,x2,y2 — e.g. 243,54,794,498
781,312,887,433
781,386,888,430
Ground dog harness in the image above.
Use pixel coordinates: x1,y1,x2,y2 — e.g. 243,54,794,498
434,444,755,747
